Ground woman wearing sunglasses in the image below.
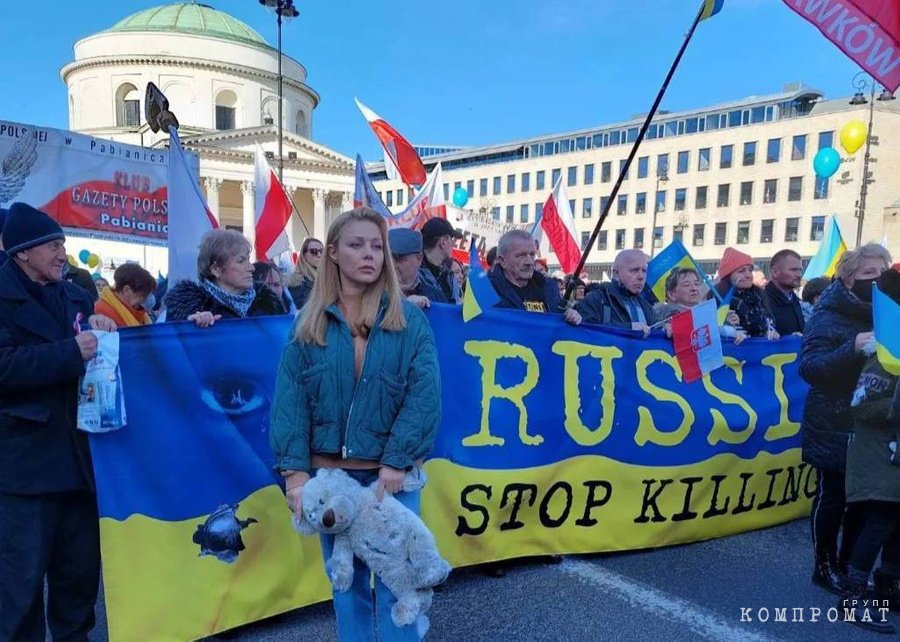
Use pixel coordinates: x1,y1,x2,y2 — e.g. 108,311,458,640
287,237,324,310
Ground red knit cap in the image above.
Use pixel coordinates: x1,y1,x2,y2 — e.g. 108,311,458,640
717,247,754,279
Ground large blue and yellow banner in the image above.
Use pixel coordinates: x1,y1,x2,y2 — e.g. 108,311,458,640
91,305,811,641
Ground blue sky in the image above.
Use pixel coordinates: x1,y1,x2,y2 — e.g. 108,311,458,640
0,0,866,159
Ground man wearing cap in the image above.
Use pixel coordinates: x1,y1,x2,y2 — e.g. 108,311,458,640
420,217,463,304
576,249,656,336
388,227,445,309
0,202,116,640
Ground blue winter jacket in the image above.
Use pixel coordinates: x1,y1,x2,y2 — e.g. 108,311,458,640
270,297,441,473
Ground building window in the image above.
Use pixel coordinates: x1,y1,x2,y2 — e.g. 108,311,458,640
785,217,799,242
552,168,561,186
657,153,669,177
698,148,711,172
386,191,393,206
581,231,591,250
767,138,781,163
743,141,757,166
491,206,500,221
584,164,595,185
619,159,629,180
443,183,449,201
583,197,593,219
397,189,404,206
636,192,647,214
792,135,807,160
760,219,774,243
536,171,546,190
764,179,777,204
715,222,727,245
295,110,309,137
535,202,543,221
677,151,689,174
479,178,487,197
696,186,708,210
466,180,474,197
506,205,514,223
720,144,733,169
810,215,826,241
507,174,516,193
615,229,626,250
737,221,750,244
617,194,628,215
637,156,649,179
634,228,645,249
693,224,705,247
675,188,686,211
568,166,578,186
739,181,753,206
520,204,530,223
673,227,684,243
115,83,141,127
818,130,834,150
599,195,610,213
598,230,608,251
493,176,501,195
521,173,530,193
788,176,803,201
717,184,730,207
653,227,664,249
601,162,611,183
655,190,666,212
814,176,829,200
214,89,238,130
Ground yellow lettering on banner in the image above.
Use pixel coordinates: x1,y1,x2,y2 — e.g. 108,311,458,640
461,340,542,447
633,350,695,447
551,341,622,446
704,357,758,445
762,353,801,442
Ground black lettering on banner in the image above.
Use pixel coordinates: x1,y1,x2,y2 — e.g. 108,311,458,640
575,481,612,527
779,464,806,506
499,483,538,531
803,465,817,499
756,468,784,510
671,476,704,522
456,484,492,536
732,472,756,515
634,479,673,523
538,481,573,528
702,474,731,518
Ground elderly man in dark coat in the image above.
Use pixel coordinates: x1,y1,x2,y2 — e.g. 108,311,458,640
0,202,116,641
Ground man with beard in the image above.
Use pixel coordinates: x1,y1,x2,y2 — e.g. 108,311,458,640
763,248,805,335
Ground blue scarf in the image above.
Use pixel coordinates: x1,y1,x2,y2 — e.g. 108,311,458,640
200,279,255,318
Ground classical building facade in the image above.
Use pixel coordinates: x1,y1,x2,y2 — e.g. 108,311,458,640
372,85,900,276
60,1,353,268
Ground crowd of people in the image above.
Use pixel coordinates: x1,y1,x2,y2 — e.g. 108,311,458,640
0,199,898,639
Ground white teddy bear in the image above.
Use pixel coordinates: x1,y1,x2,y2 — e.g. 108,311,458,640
292,468,451,634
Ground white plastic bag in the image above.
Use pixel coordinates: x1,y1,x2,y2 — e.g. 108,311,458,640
77,331,126,433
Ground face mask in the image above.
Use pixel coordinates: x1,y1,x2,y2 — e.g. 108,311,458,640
851,277,876,302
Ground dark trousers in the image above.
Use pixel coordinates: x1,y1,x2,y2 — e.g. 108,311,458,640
811,468,862,563
0,491,100,642
849,501,900,576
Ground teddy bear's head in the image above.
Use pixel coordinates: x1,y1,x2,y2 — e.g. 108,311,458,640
292,469,361,536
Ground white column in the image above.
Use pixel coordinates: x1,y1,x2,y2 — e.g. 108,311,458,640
241,180,256,258
313,188,328,241
341,191,353,213
203,177,222,222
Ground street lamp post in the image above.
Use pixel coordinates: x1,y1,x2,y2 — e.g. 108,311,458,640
258,0,299,185
650,171,669,257
849,73,895,247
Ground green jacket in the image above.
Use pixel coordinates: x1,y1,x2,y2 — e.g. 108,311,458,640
270,298,441,473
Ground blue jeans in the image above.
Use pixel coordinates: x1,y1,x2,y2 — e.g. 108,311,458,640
317,469,422,642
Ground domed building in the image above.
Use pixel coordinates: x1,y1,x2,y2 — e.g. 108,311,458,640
60,1,353,259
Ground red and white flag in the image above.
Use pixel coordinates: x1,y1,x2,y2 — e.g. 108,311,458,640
404,163,446,229
671,299,724,384
354,98,426,186
541,177,581,274
253,143,293,261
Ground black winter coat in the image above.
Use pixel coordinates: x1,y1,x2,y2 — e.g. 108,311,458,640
576,281,656,328
762,281,805,335
730,286,775,337
164,280,286,321
799,280,872,472
488,266,563,313
0,260,94,494
287,276,314,311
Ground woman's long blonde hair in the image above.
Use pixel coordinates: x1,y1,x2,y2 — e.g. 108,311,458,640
286,237,320,288
297,208,406,345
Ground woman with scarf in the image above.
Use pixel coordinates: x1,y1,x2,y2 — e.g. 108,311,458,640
94,263,157,327
712,247,779,339
286,237,323,310
164,229,285,327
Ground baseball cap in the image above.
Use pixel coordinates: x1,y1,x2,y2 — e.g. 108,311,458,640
421,217,463,244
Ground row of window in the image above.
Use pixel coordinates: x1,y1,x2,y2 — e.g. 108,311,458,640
585,216,827,253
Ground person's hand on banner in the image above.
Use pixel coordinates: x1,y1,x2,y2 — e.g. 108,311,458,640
632,322,651,338
407,295,431,309
725,310,740,327
375,466,405,500
564,308,582,326
74,332,98,361
88,314,117,332
188,311,222,328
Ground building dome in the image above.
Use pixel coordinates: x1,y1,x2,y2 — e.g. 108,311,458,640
107,3,268,49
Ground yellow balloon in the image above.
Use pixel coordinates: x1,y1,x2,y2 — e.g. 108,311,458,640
840,120,867,155
67,254,77,266
87,254,100,268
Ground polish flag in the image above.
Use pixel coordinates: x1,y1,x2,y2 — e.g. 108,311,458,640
404,163,446,229
541,177,581,274
253,143,293,261
354,98,427,186
671,299,724,384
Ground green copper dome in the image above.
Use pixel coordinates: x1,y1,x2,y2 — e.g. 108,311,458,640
107,3,269,48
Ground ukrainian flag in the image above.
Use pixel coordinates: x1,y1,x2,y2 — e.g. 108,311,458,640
803,215,847,280
462,238,500,322
647,239,705,303
700,0,725,20
874,284,900,375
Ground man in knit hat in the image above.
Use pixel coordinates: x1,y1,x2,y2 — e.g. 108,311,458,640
0,202,115,640
713,246,779,339
388,227,444,309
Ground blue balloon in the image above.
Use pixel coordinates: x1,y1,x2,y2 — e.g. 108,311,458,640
78,249,91,264
813,147,841,179
452,187,469,208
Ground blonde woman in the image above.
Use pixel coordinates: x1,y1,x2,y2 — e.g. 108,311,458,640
286,237,323,309
271,208,441,641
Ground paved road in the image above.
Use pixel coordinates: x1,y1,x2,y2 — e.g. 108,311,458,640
86,517,891,640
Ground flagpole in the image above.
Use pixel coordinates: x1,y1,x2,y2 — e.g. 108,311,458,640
259,141,312,238
565,1,708,299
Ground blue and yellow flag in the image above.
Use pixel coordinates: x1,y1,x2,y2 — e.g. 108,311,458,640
803,215,847,280
874,284,900,375
647,239,705,303
700,0,725,20
462,238,500,322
